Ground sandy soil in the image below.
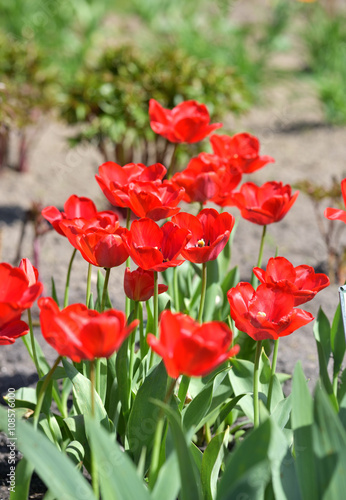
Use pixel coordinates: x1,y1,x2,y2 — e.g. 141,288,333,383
1,74,346,498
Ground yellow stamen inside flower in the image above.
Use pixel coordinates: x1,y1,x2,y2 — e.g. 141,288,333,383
257,311,266,318
197,239,205,247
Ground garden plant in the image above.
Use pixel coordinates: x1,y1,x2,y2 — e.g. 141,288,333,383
1,96,346,500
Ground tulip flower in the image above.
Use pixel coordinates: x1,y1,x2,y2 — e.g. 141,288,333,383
210,133,275,174
42,194,117,237
149,99,222,144
172,208,235,263
59,216,129,268
253,256,330,306
0,260,43,345
147,310,239,378
230,181,299,225
38,297,139,361
122,219,190,272
124,267,168,302
126,181,185,221
96,161,166,209
324,178,346,224
172,154,241,205
227,282,314,341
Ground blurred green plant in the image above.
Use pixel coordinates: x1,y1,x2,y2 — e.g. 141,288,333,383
116,0,295,101
300,2,346,123
0,31,55,171
59,44,251,167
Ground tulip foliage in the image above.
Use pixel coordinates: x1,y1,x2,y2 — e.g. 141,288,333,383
1,97,346,500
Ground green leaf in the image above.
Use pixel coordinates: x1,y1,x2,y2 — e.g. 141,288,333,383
86,417,151,500
62,358,109,429
331,304,346,379
201,428,229,500
313,384,346,498
313,307,331,367
152,452,180,500
0,405,96,500
183,381,213,432
155,401,202,500
291,362,317,500
217,419,272,500
127,361,168,463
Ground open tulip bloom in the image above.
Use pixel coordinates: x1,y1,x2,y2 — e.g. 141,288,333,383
149,99,222,143
4,97,345,500
0,259,42,344
147,310,239,378
253,256,330,306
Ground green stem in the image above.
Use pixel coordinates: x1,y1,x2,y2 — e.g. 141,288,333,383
251,225,267,288
198,262,207,323
101,268,111,312
167,143,178,179
33,356,62,429
333,373,339,399
64,248,77,308
178,375,190,411
90,359,99,499
129,301,139,401
138,302,146,360
28,309,42,378
86,262,92,307
149,378,177,489
267,338,279,411
149,271,159,369
253,341,262,429
173,267,179,312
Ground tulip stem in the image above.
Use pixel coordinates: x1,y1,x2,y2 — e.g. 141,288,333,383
149,377,176,489
198,262,207,323
253,341,262,428
129,301,139,399
251,225,267,288
86,262,92,307
178,375,190,411
167,143,178,179
149,271,159,369
101,267,111,312
125,210,132,318
28,308,42,378
90,359,99,499
33,356,62,429
173,267,179,312
64,248,77,308
267,338,279,411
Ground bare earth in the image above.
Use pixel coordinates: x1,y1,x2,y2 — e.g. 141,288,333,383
0,76,346,497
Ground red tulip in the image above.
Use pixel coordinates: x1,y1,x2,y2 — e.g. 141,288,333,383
227,282,313,341
122,219,190,272
147,310,239,378
96,161,166,209
253,257,330,306
59,216,129,268
42,195,115,237
210,133,275,174
171,208,235,263
0,260,43,345
124,267,168,302
149,99,222,144
231,181,299,225
172,154,241,205
126,181,184,221
38,297,139,361
324,178,346,224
